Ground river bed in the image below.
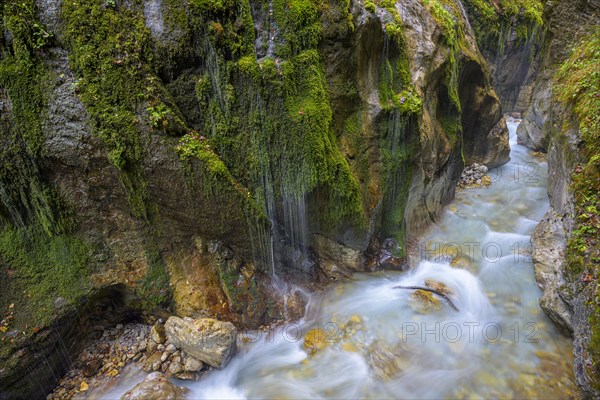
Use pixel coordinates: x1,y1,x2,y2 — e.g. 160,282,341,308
87,117,577,399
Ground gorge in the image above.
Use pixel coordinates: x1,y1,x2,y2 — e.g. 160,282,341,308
0,0,599,399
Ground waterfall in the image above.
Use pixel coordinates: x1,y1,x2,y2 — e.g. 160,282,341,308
266,0,277,58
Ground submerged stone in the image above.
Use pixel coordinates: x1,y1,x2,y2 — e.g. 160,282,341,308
303,328,329,355
120,372,188,400
425,279,453,295
410,289,441,314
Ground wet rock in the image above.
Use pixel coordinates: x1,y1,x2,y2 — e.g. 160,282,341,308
165,317,237,369
425,279,453,296
174,372,199,381
532,209,573,335
166,343,177,354
284,289,306,321
410,289,441,314
303,328,328,355
368,341,411,381
54,297,69,311
168,357,184,375
143,352,163,372
120,372,188,400
151,320,167,344
147,339,158,354
183,357,203,373
314,234,364,279
373,238,409,271
82,358,103,378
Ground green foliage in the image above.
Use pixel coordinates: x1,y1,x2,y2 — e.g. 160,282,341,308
556,29,600,386
380,22,417,112
147,104,172,131
0,227,92,326
176,131,233,180
0,0,76,237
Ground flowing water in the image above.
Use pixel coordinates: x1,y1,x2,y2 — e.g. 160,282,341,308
87,118,577,399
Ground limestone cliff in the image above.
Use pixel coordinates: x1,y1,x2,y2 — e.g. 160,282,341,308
0,0,509,398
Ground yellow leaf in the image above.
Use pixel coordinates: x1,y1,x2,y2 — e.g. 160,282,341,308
79,381,89,392
8,303,14,309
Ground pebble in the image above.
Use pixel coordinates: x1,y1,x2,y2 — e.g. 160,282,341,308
48,323,151,399
48,317,213,398
166,343,176,353
184,356,203,372
458,163,492,189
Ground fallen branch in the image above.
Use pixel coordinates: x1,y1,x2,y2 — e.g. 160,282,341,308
393,285,460,312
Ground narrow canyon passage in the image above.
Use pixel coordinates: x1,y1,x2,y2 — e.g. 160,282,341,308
86,118,576,399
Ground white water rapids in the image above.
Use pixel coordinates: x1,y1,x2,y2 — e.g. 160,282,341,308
89,118,576,399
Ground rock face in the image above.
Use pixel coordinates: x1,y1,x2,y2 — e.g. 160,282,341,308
517,1,600,152
121,372,188,400
165,317,237,369
532,209,573,335
0,0,511,397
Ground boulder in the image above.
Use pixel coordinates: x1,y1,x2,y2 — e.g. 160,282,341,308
120,372,188,400
165,317,237,369
150,320,167,344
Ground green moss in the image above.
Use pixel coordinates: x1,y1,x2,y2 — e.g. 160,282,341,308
422,0,458,46
184,0,365,231
365,1,376,13
0,226,92,327
556,29,600,388
272,0,323,57
462,0,543,47
280,50,365,226
138,245,171,307
0,1,52,156
61,0,152,170
189,0,255,58
380,21,417,112
237,55,259,77
61,0,192,222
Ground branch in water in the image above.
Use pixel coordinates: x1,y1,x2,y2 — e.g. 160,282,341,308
393,285,460,312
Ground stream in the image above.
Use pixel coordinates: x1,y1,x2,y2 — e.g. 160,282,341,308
89,117,577,399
